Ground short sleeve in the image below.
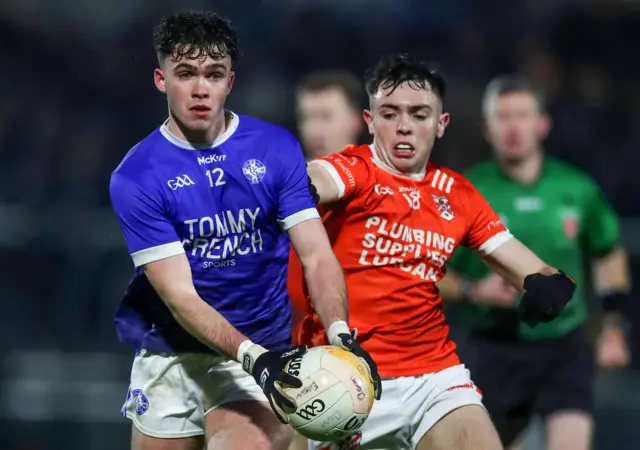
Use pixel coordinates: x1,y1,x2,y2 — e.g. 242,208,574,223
462,182,513,255
581,180,620,256
110,173,184,267
276,140,320,231
308,149,372,201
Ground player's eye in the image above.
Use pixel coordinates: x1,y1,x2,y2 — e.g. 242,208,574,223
382,113,395,120
178,72,193,79
208,72,225,80
414,115,427,121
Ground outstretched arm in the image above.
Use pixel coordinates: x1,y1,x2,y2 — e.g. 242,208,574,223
109,173,254,361
288,218,349,331
143,254,249,358
439,239,557,307
482,238,576,326
450,180,575,325
481,237,557,289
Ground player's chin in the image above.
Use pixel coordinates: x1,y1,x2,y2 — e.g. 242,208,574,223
500,148,527,162
500,142,528,157
390,154,424,174
184,116,213,130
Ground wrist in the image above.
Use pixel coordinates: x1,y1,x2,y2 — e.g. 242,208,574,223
602,311,632,334
237,340,267,373
327,320,350,346
460,279,476,304
600,291,630,313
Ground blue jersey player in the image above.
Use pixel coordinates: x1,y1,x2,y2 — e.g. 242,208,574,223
109,11,380,450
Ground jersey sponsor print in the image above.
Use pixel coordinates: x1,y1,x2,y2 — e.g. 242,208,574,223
288,145,512,376
110,113,319,353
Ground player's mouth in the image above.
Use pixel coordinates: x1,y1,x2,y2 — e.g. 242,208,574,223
392,143,415,159
190,105,211,117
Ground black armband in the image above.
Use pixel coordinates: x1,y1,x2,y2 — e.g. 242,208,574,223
600,292,630,312
307,175,320,205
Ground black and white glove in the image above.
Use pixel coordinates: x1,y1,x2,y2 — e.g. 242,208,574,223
519,271,576,327
239,341,308,423
328,321,382,400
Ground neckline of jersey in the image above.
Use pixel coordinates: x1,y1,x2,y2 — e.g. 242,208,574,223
160,111,240,150
494,155,550,190
367,144,427,181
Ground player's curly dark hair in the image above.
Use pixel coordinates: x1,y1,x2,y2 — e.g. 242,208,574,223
152,11,240,64
364,53,447,101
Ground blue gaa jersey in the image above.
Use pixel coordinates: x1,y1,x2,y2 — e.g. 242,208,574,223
109,112,319,354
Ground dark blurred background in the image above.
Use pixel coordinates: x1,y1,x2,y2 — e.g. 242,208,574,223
1,0,639,448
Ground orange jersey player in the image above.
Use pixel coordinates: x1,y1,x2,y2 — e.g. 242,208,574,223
292,146,511,375
288,53,576,450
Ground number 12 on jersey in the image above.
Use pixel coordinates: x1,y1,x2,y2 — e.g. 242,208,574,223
205,168,226,187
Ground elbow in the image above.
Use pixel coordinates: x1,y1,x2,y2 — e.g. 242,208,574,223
301,247,341,275
159,291,185,317
155,286,199,318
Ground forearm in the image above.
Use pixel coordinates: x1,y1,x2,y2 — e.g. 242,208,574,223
304,253,349,331
593,247,631,295
593,247,631,327
437,271,470,302
165,291,249,359
143,255,256,362
483,238,556,289
494,262,556,289
289,217,349,340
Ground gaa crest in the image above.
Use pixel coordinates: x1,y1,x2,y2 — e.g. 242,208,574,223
432,194,454,221
242,159,267,184
561,210,580,239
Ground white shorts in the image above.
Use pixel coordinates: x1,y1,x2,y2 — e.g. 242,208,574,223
121,349,268,438
308,364,484,450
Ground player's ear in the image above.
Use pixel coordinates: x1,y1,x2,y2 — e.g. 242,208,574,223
349,110,365,137
363,110,374,135
154,68,167,94
537,113,552,140
436,112,450,138
482,121,492,143
227,71,235,94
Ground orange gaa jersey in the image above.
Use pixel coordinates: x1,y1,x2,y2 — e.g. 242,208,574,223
287,144,511,377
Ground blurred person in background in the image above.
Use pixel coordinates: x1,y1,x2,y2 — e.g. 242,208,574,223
109,11,377,450
289,69,365,328
290,54,577,450
288,70,365,450
439,75,633,450
295,69,365,160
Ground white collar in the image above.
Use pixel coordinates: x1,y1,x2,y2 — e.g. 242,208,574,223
160,111,239,150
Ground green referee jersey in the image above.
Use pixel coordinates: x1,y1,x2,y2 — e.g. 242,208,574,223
447,157,620,340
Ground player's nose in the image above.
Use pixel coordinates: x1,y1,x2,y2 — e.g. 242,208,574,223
396,115,412,135
192,79,210,98
397,123,411,135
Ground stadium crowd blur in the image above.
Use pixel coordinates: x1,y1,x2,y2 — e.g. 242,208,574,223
1,0,640,449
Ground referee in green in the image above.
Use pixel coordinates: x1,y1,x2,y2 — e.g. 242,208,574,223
439,75,633,450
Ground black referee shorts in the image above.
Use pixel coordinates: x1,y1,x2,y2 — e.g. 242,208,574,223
455,326,595,447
